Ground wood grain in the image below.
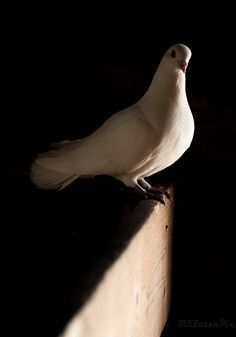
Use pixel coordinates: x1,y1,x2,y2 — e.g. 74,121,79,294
60,196,174,337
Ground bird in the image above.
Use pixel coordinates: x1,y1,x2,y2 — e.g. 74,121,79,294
31,43,194,204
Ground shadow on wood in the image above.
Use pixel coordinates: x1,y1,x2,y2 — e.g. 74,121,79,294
59,196,174,337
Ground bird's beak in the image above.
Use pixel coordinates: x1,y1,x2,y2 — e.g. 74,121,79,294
178,60,188,73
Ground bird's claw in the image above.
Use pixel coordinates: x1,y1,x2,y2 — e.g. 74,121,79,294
133,182,170,205
148,186,171,200
145,191,165,204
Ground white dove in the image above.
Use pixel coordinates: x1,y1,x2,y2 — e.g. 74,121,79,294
31,43,194,203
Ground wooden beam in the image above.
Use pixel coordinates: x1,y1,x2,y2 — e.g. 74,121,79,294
60,196,174,337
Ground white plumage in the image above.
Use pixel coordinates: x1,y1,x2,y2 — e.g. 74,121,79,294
31,44,194,201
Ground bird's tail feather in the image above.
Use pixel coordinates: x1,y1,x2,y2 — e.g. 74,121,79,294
31,138,83,190
31,161,78,190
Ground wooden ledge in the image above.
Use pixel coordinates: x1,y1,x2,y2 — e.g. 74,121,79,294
60,196,174,337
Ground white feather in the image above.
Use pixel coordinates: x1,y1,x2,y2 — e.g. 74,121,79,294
31,44,194,192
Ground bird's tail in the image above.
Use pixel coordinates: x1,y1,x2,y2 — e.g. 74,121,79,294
30,140,80,190
31,161,78,190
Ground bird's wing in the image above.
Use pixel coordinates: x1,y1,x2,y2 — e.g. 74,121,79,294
34,105,160,177
74,105,160,176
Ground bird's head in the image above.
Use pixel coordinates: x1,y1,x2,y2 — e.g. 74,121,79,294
163,44,192,74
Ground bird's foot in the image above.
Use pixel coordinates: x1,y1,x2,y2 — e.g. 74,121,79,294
148,185,171,200
135,188,165,205
134,185,165,204
145,190,166,204
137,178,171,204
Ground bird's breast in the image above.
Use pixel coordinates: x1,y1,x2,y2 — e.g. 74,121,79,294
140,106,194,176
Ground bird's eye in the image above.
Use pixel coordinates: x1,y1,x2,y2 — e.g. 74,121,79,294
171,50,176,58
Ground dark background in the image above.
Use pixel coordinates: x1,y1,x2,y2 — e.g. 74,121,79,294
3,1,235,337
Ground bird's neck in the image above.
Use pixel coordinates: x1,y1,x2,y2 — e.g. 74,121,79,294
142,67,186,103
138,69,187,126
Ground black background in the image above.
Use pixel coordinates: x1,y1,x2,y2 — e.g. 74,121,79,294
3,1,236,337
